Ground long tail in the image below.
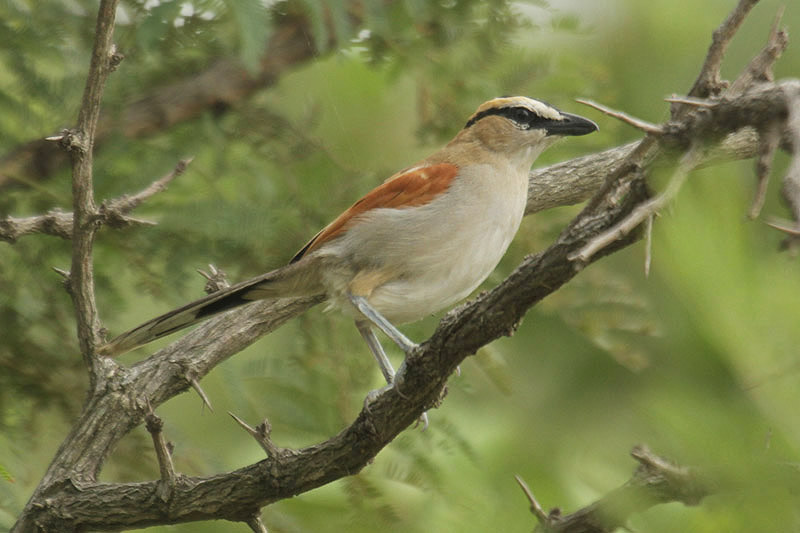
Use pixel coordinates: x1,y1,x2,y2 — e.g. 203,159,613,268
99,260,325,357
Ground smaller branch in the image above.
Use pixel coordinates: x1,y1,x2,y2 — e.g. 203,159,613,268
514,474,551,525
570,144,704,263
520,445,709,533
684,0,758,100
0,209,73,243
187,374,214,412
748,124,781,219
629,445,706,506
1,158,191,244
728,7,788,95
145,401,177,502
245,515,269,533
228,412,281,458
101,157,192,214
576,99,663,134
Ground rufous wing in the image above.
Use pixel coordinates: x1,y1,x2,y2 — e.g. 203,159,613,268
291,162,459,262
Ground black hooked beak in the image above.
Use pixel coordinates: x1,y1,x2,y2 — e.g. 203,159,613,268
544,112,599,136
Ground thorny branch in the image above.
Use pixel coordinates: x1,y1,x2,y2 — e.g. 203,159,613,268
573,1,794,264
0,158,191,243
10,0,799,531
517,446,710,533
67,0,120,377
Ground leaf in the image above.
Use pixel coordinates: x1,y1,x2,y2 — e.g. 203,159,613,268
0,464,14,483
225,0,270,73
137,0,182,52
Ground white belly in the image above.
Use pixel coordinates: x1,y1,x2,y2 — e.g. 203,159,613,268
325,163,529,324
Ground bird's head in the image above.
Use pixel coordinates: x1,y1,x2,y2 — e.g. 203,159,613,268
459,96,598,166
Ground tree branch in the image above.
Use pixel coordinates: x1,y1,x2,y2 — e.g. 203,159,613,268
0,158,191,243
67,0,120,375
684,0,759,101
518,445,710,533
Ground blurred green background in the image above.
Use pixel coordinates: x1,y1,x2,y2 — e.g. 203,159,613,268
2,0,800,531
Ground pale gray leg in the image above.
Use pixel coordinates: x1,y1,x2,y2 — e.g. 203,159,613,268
353,314,429,430
348,294,417,353
355,320,396,385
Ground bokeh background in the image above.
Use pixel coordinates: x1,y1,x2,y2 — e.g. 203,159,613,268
2,0,800,531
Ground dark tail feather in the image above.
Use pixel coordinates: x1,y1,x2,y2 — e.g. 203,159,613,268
99,260,324,357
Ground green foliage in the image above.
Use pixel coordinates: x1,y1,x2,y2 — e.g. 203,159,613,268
2,0,800,531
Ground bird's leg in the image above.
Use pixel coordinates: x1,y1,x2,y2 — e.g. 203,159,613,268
348,294,417,354
353,311,429,430
355,320,396,385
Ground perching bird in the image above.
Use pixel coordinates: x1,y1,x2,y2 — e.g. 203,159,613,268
100,96,597,402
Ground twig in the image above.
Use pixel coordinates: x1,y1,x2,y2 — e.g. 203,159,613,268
576,99,663,134
629,445,706,505
1,158,191,243
684,0,759,100
728,6,788,95
748,124,781,219
521,445,709,533
570,145,704,263
102,157,193,214
145,401,177,502
0,209,73,243
228,412,281,458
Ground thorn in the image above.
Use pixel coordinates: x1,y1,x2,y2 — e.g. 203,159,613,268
664,95,715,108
514,474,550,525
188,376,214,412
576,98,663,134
52,267,70,279
121,215,157,226
229,412,280,457
765,218,800,235
748,125,780,220
644,214,654,277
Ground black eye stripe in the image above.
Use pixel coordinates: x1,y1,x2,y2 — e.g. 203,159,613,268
464,106,553,129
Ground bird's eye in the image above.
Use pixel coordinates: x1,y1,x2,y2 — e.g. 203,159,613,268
514,108,531,121
509,107,534,128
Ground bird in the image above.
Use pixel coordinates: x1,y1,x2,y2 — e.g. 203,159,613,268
100,96,597,417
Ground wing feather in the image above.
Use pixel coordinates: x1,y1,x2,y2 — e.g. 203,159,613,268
290,162,458,262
